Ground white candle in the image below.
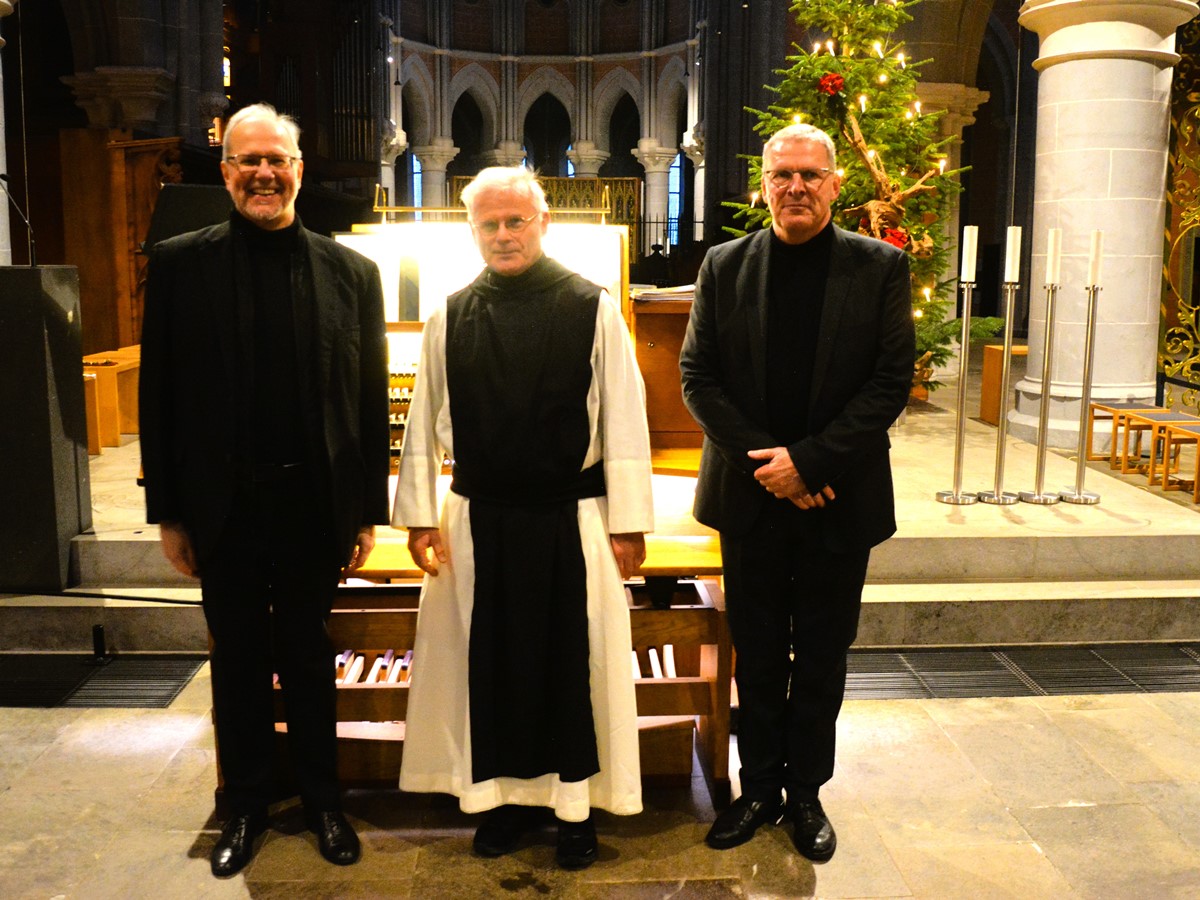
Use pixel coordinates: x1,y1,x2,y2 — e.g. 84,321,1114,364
1004,226,1022,282
1045,228,1062,284
1088,230,1103,285
960,225,978,284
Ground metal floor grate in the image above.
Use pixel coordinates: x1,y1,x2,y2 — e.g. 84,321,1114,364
0,654,205,709
846,644,1200,700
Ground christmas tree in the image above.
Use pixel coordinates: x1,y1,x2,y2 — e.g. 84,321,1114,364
731,0,1001,392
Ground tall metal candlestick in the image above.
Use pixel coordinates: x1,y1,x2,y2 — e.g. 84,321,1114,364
936,282,979,505
1020,283,1061,504
979,282,1021,505
1061,284,1102,504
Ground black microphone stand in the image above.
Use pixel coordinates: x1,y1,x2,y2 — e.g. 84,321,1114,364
0,173,36,266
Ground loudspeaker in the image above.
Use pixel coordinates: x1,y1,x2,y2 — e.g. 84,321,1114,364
0,267,92,591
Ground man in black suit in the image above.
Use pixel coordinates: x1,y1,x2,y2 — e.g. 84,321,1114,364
139,103,389,877
680,123,913,861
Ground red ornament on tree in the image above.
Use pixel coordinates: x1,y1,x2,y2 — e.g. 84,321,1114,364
882,227,909,249
817,73,845,95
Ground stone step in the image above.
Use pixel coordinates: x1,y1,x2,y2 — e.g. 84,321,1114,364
3,579,1198,654
72,526,1200,587
858,579,1200,647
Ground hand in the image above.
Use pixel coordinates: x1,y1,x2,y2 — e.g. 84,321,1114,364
748,447,835,508
159,521,199,577
610,532,646,579
748,446,805,498
408,526,449,576
345,525,376,571
789,484,836,510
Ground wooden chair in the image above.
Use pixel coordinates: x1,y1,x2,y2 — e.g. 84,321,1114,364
1086,401,1161,463
1116,410,1200,475
1160,423,1200,500
1147,420,1200,487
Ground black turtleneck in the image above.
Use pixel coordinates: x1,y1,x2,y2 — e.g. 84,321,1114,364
231,211,308,465
766,220,834,444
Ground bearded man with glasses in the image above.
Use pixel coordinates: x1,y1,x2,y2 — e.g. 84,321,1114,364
392,166,653,870
680,123,914,861
140,102,389,876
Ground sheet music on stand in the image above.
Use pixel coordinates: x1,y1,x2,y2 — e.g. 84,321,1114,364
630,284,695,302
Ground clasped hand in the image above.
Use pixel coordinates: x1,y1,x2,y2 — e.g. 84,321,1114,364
748,447,836,509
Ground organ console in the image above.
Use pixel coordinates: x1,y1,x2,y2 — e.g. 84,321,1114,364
212,541,730,816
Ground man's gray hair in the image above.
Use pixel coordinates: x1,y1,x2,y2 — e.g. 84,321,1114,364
764,123,837,169
223,103,302,159
460,166,549,219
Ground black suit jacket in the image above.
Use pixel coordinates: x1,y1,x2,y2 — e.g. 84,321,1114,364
139,218,390,565
679,225,914,549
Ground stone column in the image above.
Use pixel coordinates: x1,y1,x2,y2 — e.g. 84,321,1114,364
0,0,16,266
682,128,705,241
380,43,408,207
481,141,526,168
683,27,704,241
379,127,408,209
633,137,678,253
1013,0,1198,446
61,67,175,130
413,138,459,208
566,140,608,176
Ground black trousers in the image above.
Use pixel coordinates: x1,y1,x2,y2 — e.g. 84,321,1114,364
199,471,341,815
720,501,870,803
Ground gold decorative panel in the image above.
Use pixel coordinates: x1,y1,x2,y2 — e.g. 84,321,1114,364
1162,20,1200,413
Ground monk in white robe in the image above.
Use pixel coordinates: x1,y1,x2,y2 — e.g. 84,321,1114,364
392,166,653,870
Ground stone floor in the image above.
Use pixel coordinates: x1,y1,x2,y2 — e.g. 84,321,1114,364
4,664,1200,898
6,347,1200,897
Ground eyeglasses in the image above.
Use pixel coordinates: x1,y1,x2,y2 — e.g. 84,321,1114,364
472,213,540,236
764,168,832,189
225,154,298,172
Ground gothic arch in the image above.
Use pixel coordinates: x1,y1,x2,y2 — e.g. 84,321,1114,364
59,0,112,71
448,62,500,149
517,66,576,136
400,55,435,147
592,65,642,152
656,56,688,147
982,16,1018,117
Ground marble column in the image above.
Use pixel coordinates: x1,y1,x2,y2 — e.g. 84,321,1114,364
413,138,459,208
633,137,677,253
0,0,16,267
1013,0,1198,447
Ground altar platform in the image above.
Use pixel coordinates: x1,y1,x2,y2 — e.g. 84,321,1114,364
6,356,1200,654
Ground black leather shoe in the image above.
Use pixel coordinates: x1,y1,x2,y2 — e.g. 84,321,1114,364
473,805,542,858
211,812,268,878
789,799,836,862
307,810,361,866
705,795,785,849
556,816,598,870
